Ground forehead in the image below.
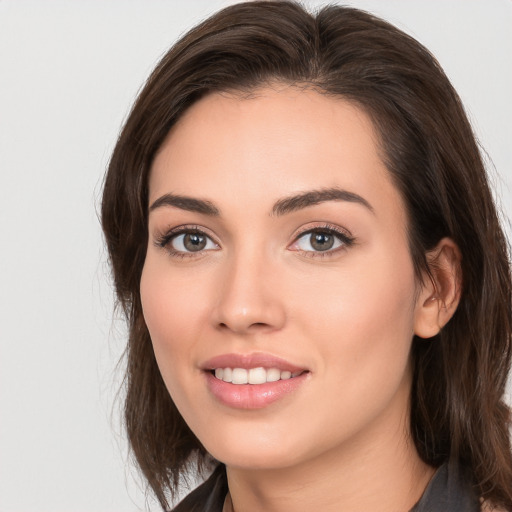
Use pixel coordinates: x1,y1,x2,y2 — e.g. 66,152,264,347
149,86,405,225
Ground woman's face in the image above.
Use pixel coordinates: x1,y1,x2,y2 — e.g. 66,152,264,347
141,86,428,470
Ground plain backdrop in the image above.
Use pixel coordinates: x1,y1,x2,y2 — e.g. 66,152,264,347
0,1,511,511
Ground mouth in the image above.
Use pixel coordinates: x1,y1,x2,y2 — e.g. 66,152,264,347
202,353,310,409
211,367,305,385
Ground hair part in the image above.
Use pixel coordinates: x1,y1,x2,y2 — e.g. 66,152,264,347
101,2,512,509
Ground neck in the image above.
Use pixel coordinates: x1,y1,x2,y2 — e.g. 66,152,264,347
226,440,433,512
225,387,434,512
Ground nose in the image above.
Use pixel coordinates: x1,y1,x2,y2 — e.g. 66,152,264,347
211,251,286,335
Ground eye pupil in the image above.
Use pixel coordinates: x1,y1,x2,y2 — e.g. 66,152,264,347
184,233,206,251
311,232,334,251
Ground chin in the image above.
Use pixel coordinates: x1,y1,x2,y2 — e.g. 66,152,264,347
200,426,303,471
215,447,300,471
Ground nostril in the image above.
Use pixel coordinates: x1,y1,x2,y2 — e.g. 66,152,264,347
217,321,271,331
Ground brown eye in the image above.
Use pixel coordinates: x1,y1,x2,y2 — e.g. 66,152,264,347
294,229,345,253
182,233,207,251
169,231,217,253
310,232,335,251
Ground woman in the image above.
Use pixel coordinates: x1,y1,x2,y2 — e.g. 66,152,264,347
101,2,512,510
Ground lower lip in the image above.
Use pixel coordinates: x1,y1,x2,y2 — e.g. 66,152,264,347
205,371,309,409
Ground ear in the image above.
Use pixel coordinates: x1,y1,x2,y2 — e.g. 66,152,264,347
414,237,462,339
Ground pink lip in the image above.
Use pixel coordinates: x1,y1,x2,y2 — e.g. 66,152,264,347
201,353,309,409
205,372,308,409
201,352,306,373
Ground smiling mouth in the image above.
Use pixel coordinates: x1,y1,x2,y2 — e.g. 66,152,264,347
211,367,306,385
204,356,310,408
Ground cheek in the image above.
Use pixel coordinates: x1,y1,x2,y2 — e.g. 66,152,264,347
139,256,210,379
299,247,418,400
139,257,218,429
300,249,415,330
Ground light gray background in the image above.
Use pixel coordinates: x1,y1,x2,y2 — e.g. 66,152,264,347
1,1,511,511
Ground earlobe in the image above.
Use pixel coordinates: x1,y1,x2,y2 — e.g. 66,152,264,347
414,238,462,339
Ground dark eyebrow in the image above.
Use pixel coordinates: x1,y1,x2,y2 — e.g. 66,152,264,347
149,193,220,216
272,187,374,216
148,188,373,217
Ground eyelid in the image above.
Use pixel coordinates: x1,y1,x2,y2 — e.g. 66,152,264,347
288,223,355,255
153,222,354,258
154,224,220,256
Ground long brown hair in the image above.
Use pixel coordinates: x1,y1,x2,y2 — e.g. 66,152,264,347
101,2,512,509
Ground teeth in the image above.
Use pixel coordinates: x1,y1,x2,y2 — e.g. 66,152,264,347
267,368,281,382
213,367,303,384
232,368,248,384
248,367,266,385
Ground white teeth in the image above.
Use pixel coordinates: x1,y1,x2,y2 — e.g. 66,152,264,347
222,367,233,383
266,368,281,382
232,368,248,384
213,367,303,384
248,367,266,384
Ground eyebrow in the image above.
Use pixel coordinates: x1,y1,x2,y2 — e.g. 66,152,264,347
149,194,220,216
271,187,374,216
148,187,374,217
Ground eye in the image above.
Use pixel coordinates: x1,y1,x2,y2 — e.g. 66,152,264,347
290,226,354,254
296,231,342,252
156,228,219,256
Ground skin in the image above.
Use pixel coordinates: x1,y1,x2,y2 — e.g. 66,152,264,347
141,85,461,511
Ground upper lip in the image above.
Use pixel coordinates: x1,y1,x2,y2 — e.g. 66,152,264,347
201,352,307,373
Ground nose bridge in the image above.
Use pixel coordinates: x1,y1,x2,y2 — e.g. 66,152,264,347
213,243,285,333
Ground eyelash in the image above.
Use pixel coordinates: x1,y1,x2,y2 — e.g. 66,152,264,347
155,225,219,259
154,223,355,259
289,224,355,259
